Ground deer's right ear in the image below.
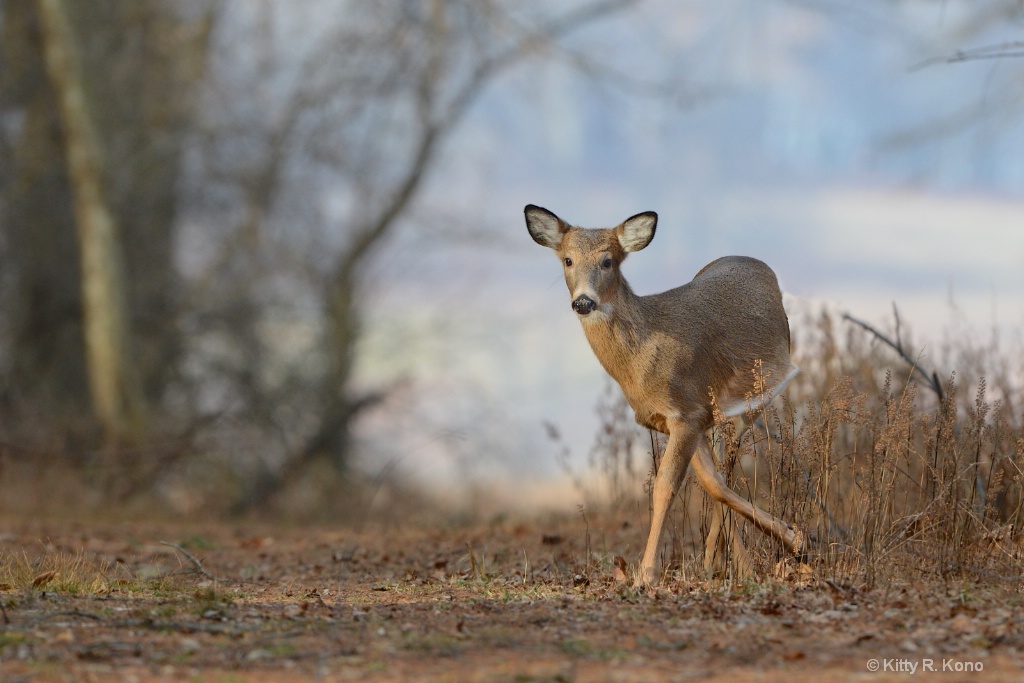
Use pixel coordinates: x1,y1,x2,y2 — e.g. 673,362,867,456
525,205,567,249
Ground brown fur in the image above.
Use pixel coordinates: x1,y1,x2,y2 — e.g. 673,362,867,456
525,205,803,585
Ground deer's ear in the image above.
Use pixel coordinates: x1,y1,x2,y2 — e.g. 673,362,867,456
616,211,657,252
525,205,568,249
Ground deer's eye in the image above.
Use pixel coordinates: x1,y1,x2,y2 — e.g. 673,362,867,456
564,257,573,267
601,257,613,269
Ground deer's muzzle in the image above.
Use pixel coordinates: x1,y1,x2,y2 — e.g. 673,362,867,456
572,295,597,315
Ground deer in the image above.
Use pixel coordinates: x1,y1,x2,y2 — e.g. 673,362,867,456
524,204,803,586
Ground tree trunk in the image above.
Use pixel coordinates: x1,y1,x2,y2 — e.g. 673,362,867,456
0,0,90,425
35,0,145,442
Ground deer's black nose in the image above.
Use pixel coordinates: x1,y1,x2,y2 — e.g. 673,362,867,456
572,295,596,315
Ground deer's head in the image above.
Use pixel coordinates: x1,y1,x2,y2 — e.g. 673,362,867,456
525,205,657,320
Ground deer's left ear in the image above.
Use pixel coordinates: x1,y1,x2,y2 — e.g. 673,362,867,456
616,211,657,252
525,205,569,250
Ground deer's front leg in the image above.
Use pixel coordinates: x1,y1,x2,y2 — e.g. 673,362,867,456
640,421,697,586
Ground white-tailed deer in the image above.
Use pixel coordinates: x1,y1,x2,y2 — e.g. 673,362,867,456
524,204,803,585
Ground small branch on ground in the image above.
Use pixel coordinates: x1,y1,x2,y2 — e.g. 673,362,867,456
32,610,104,625
159,541,229,583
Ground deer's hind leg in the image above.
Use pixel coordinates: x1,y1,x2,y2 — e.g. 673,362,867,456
704,496,753,580
692,436,803,555
703,420,753,579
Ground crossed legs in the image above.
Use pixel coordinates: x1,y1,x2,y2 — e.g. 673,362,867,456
640,418,803,586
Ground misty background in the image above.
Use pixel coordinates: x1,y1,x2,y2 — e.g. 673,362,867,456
1,0,1022,516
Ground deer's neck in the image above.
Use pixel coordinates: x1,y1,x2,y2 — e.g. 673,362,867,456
579,283,646,386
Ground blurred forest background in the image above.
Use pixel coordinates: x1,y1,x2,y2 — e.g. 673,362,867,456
0,0,1022,521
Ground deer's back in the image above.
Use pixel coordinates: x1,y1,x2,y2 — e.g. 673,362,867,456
624,256,792,431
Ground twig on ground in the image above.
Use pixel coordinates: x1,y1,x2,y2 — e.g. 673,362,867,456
32,609,105,625
118,618,260,635
159,541,228,582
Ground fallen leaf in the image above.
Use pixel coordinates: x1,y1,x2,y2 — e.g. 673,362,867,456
949,614,977,635
52,629,75,644
613,556,628,583
32,571,57,588
773,560,813,586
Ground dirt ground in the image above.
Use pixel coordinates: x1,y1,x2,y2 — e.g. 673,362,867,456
0,514,1021,682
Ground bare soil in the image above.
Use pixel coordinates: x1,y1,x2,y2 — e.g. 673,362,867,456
0,514,1021,682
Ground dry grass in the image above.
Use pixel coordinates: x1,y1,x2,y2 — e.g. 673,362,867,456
0,546,115,596
552,309,1024,590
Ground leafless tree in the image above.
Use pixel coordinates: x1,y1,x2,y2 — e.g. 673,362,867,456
179,0,655,508
2,0,684,511
36,0,146,442
0,1,209,447
809,0,1024,149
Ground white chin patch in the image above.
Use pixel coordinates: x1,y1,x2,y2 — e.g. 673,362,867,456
578,305,612,323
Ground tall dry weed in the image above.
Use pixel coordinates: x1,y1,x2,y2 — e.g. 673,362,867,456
570,308,1024,588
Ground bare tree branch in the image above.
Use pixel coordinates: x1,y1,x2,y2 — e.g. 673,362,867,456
842,309,945,402
181,0,676,506
910,40,1024,71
